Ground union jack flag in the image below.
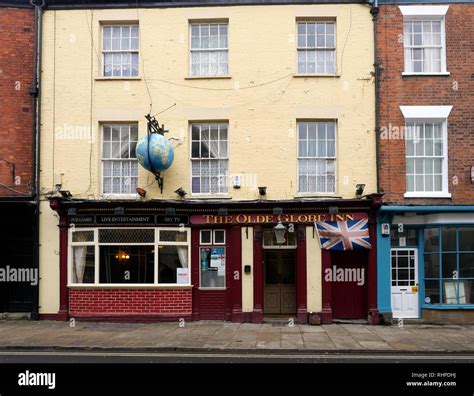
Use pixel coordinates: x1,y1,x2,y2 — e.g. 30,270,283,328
315,219,371,250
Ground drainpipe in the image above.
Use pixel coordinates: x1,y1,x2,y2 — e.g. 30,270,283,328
370,0,380,194
29,0,45,320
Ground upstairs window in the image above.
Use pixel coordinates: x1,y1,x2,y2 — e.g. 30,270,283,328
297,21,336,75
190,22,228,77
400,6,449,74
102,25,139,77
102,124,138,195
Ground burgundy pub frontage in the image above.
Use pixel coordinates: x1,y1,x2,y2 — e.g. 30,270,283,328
48,195,382,324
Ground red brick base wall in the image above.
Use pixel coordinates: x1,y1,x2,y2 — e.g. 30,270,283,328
69,289,192,321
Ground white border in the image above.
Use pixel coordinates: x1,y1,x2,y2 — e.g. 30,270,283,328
399,106,453,119
399,6,449,17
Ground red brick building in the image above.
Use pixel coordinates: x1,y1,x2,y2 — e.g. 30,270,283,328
376,1,474,323
0,1,38,316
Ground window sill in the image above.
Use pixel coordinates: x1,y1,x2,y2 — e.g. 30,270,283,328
294,74,340,78
95,76,142,81
404,192,452,198
68,284,194,289
198,287,227,291
101,194,139,200
402,72,450,77
295,193,340,199
422,304,474,310
189,194,232,200
185,75,232,80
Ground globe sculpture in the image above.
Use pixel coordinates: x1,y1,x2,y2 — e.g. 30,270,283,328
136,133,174,174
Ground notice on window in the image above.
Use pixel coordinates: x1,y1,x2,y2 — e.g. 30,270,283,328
177,268,189,284
210,248,225,268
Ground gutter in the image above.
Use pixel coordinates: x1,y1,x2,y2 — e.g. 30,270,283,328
29,0,44,320
370,0,380,194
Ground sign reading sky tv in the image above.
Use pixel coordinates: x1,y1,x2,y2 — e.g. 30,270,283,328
68,214,189,226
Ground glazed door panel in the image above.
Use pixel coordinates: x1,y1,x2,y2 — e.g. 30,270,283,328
264,250,296,314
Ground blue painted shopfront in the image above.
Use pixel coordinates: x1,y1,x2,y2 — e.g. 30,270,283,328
377,206,474,319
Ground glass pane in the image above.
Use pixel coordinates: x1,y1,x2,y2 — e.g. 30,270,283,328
159,230,188,243
72,246,95,284
442,253,457,279
424,254,440,278
424,228,439,252
99,245,154,284
459,254,474,278
159,245,189,284
72,231,94,243
99,229,154,243
200,247,225,287
200,230,212,244
442,227,457,251
424,280,440,304
442,280,460,304
459,228,474,251
214,230,225,244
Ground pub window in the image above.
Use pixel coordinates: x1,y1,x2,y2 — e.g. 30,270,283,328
424,226,474,306
69,228,191,286
71,230,95,284
262,228,297,248
200,230,226,288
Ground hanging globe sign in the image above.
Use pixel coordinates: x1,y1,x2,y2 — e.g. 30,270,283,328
136,114,175,193
136,133,174,173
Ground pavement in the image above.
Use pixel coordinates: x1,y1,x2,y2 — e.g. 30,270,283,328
1,320,474,354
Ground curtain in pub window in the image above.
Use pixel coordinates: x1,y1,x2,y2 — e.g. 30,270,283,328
73,246,87,283
177,246,188,268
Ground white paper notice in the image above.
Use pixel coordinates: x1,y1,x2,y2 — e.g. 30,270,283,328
218,260,225,276
177,268,189,284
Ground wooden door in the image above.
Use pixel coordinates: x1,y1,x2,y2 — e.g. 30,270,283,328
331,250,368,319
264,250,296,314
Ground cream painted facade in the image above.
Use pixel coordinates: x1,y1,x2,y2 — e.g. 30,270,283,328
39,4,376,315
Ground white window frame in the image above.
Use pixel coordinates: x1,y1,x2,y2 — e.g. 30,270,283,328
101,24,139,78
297,120,337,195
68,227,192,287
399,6,449,76
190,122,229,196
296,19,337,76
199,229,227,290
401,105,452,198
101,123,139,198
189,21,229,77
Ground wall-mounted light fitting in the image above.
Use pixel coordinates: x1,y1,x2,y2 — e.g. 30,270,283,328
175,187,187,198
136,187,147,197
356,184,366,196
258,186,267,196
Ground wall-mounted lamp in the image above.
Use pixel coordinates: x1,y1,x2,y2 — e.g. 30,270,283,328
114,207,125,215
67,208,77,216
356,184,366,196
136,187,147,197
175,187,187,198
329,206,338,215
274,221,287,244
273,207,283,215
218,208,228,216
258,186,267,196
59,190,72,199
165,207,176,216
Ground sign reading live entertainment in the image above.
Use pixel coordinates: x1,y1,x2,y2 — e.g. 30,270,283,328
190,213,368,225
68,215,189,226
